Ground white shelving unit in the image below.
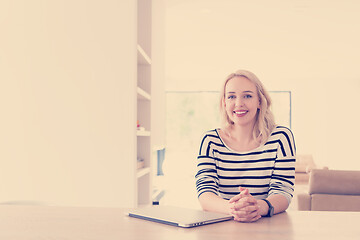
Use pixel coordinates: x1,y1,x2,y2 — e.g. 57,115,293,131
137,130,151,137
137,87,151,101
137,45,152,65
136,0,152,206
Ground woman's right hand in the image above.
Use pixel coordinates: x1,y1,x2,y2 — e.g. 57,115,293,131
229,187,261,222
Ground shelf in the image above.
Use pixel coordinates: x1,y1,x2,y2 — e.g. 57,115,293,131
137,167,151,178
137,87,151,100
137,44,152,65
135,0,154,207
137,130,151,136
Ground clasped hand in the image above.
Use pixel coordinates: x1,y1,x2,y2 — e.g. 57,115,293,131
229,187,261,222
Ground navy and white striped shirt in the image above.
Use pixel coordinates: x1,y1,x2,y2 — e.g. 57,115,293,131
195,126,296,203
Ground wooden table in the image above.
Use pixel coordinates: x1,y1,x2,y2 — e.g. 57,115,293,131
0,205,359,239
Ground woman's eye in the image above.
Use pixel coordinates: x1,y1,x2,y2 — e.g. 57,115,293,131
227,95,235,99
244,95,252,99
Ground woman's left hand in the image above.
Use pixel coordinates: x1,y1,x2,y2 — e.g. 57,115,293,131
229,187,261,222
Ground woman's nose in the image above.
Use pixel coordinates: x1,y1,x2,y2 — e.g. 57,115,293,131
235,98,244,106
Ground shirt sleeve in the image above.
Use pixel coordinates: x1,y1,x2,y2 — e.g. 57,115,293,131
269,127,296,204
195,133,219,198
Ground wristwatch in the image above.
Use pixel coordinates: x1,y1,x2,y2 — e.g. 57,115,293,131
263,199,274,217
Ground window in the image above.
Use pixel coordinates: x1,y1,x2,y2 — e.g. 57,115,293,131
164,91,291,177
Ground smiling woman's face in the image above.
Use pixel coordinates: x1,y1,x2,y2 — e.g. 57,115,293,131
224,76,260,127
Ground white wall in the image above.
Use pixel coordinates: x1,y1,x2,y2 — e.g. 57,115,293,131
165,0,360,170
152,0,167,150
0,0,137,207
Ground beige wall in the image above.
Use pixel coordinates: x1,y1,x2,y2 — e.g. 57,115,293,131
165,0,360,170
0,0,137,207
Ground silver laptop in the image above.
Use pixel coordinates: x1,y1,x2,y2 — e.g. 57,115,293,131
127,205,233,228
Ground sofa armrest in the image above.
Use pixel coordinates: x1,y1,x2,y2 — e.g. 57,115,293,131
309,169,360,195
297,192,311,211
295,154,316,173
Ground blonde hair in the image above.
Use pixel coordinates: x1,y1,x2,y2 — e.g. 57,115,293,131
219,69,276,144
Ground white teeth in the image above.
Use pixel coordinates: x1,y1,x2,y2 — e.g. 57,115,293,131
234,111,247,114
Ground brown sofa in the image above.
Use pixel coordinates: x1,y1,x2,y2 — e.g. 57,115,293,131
297,169,360,211
295,154,317,184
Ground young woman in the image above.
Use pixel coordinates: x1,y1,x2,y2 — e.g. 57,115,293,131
195,70,296,222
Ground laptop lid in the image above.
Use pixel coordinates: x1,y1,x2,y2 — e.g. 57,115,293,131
127,205,233,228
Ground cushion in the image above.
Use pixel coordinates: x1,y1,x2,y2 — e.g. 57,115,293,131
309,169,360,195
311,194,360,211
295,172,310,183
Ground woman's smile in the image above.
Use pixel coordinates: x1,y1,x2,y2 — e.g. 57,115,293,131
233,110,248,117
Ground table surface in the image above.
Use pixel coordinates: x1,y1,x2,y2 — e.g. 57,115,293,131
0,204,359,240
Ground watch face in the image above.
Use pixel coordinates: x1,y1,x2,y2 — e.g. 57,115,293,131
269,207,274,217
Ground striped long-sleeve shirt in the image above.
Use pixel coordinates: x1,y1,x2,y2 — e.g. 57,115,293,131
195,126,296,203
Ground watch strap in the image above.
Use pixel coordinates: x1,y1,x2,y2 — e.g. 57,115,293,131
262,199,274,217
